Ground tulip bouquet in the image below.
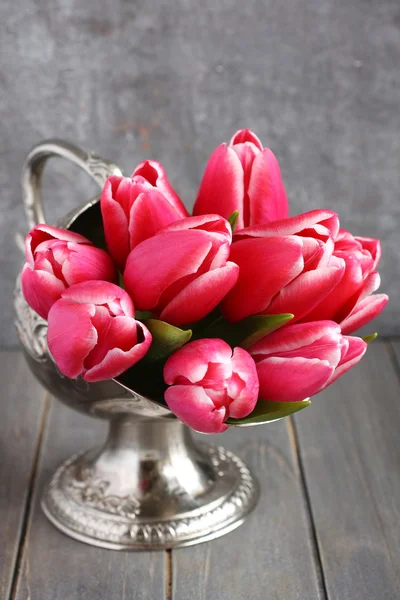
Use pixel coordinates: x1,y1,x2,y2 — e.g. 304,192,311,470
21,129,388,434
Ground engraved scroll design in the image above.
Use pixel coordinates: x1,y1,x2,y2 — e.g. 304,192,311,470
66,465,140,519
14,277,48,362
44,445,258,548
84,152,122,187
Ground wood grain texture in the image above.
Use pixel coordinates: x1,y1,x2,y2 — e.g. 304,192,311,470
13,400,166,600
294,341,400,600
0,352,46,600
390,339,400,367
172,421,325,600
1,0,399,346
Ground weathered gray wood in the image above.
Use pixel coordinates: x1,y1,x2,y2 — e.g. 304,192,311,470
294,341,400,600
390,339,400,367
14,400,166,600
0,352,46,600
173,420,325,600
1,0,399,347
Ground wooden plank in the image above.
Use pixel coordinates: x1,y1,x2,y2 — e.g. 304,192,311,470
0,351,46,600
294,341,400,600
173,420,326,599
13,399,166,600
390,339,400,367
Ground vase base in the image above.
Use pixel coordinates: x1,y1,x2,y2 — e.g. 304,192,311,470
41,444,259,550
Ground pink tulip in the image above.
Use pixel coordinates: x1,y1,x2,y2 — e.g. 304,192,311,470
133,159,188,216
47,281,152,382
21,225,117,320
193,129,288,230
303,229,389,334
164,338,259,433
101,162,188,270
249,321,367,402
124,215,239,327
222,210,345,323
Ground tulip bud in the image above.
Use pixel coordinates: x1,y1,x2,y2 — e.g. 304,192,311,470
304,229,389,333
249,321,367,402
47,281,152,382
124,215,239,327
21,225,117,320
222,210,345,324
193,128,288,230
101,163,188,270
164,338,259,433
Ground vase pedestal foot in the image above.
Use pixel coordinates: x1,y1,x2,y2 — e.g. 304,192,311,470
41,418,259,550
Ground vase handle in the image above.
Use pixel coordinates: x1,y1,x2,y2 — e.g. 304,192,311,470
20,139,122,231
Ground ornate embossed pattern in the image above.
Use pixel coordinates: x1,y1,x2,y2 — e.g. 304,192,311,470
14,277,48,362
42,445,258,550
84,152,122,186
67,465,140,519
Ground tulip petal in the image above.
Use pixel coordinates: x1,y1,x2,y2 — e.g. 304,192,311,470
133,159,188,217
232,143,260,225
222,237,304,322
268,264,345,323
159,213,232,242
300,237,327,271
25,225,90,264
128,189,183,249
230,129,263,150
340,294,389,335
360,271,381,300
249,321,341,356
47,299,97,379
256,356,334,402
84,306,125,371
61,245,117,286
247,149,289,224
84,321,152,382
158,214,232,269
101,177,130,269
233,209,340,241
21,265,66,319
323,336,367,387
228,348,259,418
332,270,381,324
124,231,213,311
355,236,382,269
61,281,135,317
164,338,233,385
165,385,228,433
193,144,245,229
160,262,239,326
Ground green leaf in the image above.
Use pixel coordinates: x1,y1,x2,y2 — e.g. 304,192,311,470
118,272,125,289
363,332,378,343
228,210,239,233
239,314,294,348
144,319,192,361
200,313,293,348
226,399,311,426
136,309,153,321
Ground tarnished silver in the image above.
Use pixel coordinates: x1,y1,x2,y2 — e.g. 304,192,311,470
14,139,260,550
21,138,122,230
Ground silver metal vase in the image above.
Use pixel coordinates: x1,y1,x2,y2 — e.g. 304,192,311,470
14,140,260,551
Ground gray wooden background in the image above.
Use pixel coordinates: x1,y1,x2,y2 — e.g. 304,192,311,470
1,0,399,346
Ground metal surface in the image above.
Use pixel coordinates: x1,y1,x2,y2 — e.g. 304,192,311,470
14,139,260,550
21,139,122,230
41,419,258,550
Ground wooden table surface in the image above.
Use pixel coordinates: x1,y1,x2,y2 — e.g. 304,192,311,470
1,340,400,600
